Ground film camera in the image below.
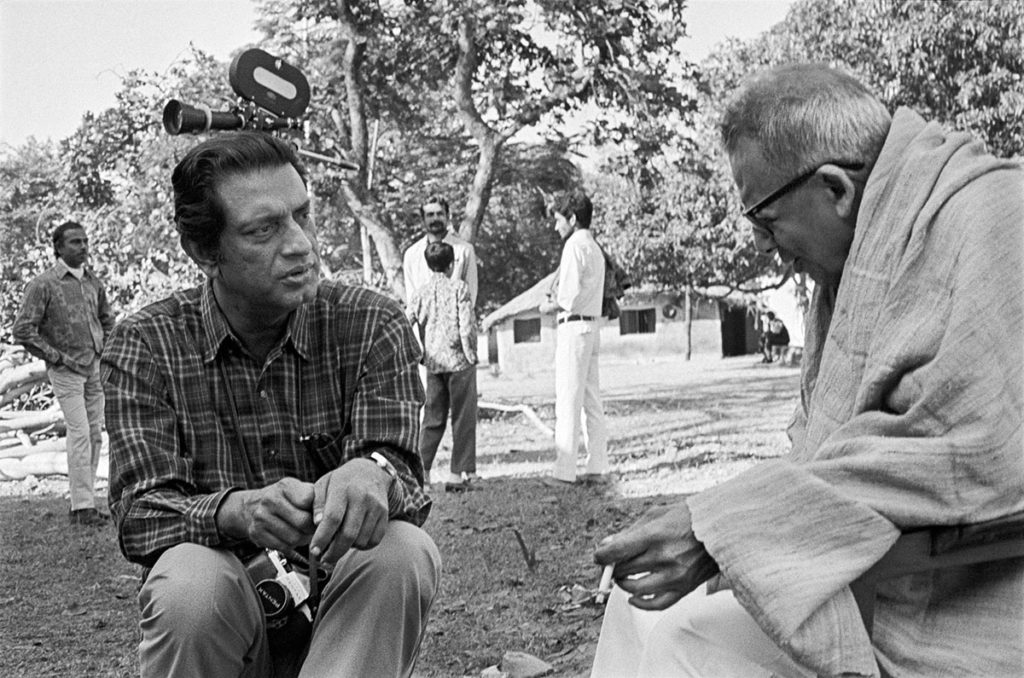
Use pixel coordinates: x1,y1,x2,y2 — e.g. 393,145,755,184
245,548,328,648
163,47,358,170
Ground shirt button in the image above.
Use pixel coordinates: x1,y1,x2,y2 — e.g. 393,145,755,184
267,449,277,457
259,390,268,399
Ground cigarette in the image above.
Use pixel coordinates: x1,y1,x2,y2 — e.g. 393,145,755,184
595,564,615,603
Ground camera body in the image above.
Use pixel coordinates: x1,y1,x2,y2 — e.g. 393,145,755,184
163,48,309,136
244,549,317,642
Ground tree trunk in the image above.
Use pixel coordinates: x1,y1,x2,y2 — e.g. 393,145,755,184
335,0,404,298
460,133,501,243
684,286,693,361
453,14,507,245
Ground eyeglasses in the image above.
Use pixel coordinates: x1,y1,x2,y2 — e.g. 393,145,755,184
742,161,864,234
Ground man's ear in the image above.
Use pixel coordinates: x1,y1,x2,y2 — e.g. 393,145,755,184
181,238,220,279
569,213,578,228
817,165,858,219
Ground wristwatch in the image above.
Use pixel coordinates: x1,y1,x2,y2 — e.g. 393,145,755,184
369,452,398,482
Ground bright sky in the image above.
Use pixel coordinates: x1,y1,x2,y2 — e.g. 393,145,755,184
0,0,793,148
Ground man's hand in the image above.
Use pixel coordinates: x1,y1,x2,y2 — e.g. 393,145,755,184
308,458,393,566
217,477,316,552
593,502,719,611
539,297,559,314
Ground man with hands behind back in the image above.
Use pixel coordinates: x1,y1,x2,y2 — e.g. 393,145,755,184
103,132,440,678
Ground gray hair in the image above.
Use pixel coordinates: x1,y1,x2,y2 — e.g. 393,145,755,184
719,63,892,177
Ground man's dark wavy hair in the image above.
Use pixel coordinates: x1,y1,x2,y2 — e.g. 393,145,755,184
550,188,592,229
51,221,85,259
424,241,455,273
171,132,307,254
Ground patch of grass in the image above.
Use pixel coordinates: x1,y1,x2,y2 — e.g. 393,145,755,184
418,480,669,677
0,496,139,677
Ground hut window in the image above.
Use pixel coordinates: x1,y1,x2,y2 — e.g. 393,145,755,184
620,308,656,335
513,318,542,343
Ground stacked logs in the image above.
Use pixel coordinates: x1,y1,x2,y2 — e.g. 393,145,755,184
0,345,109,481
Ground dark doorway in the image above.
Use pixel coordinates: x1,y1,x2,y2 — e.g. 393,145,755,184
719,304,757,356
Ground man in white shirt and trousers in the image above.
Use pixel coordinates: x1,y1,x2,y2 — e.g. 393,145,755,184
540,188,610,485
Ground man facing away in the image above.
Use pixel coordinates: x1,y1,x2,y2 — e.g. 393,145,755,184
402,195,479,486
406,241,478,492
590,63,1022,677
102,132,441,678
539,189,609,485
13,220,115,527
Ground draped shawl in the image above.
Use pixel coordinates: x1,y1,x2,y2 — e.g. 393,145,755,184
689,108,1024,677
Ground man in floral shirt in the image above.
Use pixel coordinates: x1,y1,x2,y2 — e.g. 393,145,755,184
406,241,478,491
13,220,115,527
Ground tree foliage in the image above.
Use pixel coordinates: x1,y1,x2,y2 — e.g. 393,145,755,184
1,0,1019,339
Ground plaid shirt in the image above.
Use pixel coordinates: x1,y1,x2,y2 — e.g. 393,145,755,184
102,280,430,567
12,261,115,374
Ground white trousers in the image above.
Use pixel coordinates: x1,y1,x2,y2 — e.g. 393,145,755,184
553,320,608,481
47,362,105,510
591,585,814,678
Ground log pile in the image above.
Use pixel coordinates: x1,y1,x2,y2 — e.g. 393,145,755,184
0,345,109,481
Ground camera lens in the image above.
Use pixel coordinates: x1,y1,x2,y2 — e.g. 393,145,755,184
254,578,293,620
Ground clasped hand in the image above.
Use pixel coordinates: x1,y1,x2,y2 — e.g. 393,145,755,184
222,458,391,567
593,502,719,611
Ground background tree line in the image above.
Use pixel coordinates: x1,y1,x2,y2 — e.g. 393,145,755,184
1,0,1020,341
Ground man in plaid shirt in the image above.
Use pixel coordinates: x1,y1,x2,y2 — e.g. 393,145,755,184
102,132,440,677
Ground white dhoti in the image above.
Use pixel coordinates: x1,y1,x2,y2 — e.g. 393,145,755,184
590,585,814,678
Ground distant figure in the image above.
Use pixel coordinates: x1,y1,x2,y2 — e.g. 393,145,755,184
403,195,478,306
760,311,790,363
403,195,479,487
406,241,479,492
13,220,115,527
538,188,609,486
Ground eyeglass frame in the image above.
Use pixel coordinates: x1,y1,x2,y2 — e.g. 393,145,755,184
742,161,865,234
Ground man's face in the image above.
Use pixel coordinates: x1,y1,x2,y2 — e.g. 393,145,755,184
553,211,574,240
57,228,89,268
421,201,448,239
208,163,319,320
729,137,855,286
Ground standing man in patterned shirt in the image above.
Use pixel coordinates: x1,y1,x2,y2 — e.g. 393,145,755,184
406,241,478,492
102,132,440,678
13,220,115,527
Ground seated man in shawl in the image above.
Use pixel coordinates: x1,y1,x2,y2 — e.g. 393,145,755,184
590,63,1023,677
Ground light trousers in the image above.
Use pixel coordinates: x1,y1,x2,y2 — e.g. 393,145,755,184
47,362,104,510
553,320,608,481
591,585,814,678
419,366,477,475
138,521,442,678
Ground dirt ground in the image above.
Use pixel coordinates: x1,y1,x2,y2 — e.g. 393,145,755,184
0,353,802,677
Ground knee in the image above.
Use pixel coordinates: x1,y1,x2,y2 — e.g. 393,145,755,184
350,521,441,599
140,544,258,637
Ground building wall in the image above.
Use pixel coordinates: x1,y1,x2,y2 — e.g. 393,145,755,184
490,302,730,376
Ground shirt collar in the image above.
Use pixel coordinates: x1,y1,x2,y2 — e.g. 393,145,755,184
54,259,90,279
198,280,314,364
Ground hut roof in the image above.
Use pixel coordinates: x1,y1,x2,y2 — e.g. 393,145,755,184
481,272,556,331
